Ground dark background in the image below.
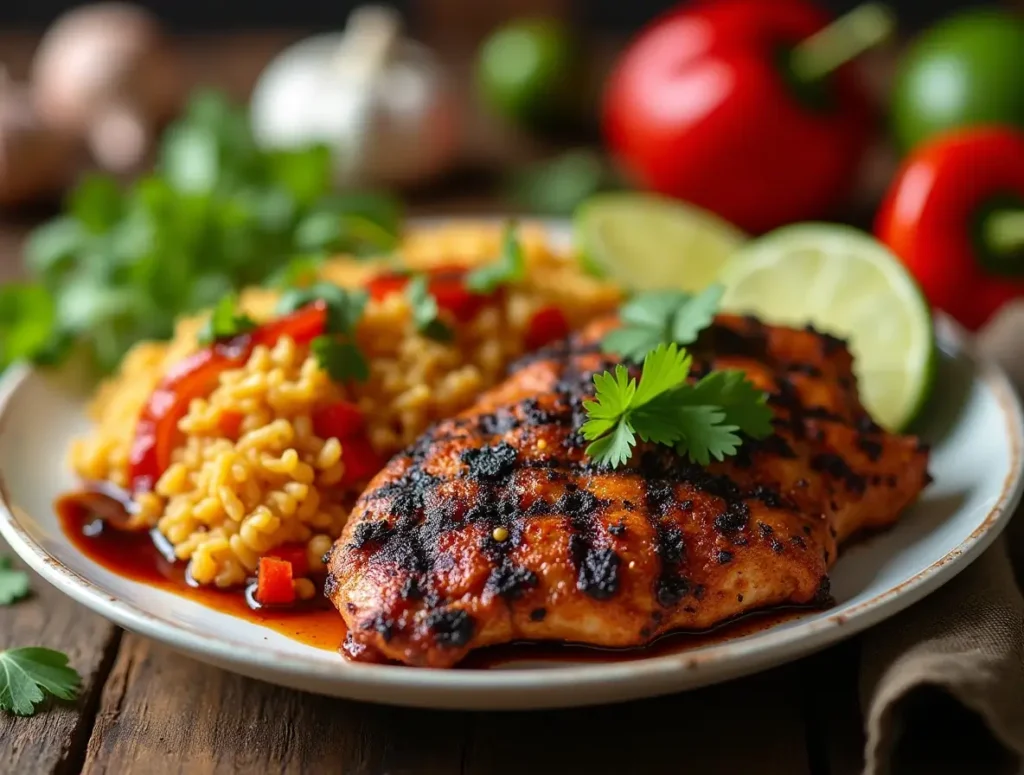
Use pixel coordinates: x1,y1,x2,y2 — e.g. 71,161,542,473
0,0,997,33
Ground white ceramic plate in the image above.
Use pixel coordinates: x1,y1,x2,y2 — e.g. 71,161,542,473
1,223,1023,710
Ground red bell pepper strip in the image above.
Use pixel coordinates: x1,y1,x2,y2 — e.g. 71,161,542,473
368,265,493,322
255,557,296,606
311,401,366,439
128,302,328,493
312,401,385,486
524,306,570,351
603,0,887,233
337,433,386,486
876,126,1024,331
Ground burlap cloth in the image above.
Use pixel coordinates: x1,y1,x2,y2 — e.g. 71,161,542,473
862,304,1024,775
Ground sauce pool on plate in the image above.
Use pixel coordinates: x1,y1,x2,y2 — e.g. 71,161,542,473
55,488,345,651
56,487,811,667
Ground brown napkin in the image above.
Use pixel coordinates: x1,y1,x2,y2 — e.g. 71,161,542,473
861,304,1024,775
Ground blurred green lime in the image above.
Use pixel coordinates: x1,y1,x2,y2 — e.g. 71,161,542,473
476,19,580,129
892,9,1024,152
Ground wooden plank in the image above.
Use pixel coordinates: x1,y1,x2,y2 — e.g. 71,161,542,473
81,634,467,775
463,665,813,775
81,635,813,775
0,536,122,775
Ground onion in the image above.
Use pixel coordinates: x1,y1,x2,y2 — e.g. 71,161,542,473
31,2,184,173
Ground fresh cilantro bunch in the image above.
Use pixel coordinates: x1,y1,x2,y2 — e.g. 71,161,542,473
276,282,370,383
602,284,724,362
2,91,402,376
582,343,773,468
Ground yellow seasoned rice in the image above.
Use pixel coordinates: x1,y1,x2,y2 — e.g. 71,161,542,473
69,224,622,590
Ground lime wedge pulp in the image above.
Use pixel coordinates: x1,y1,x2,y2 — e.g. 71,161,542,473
718,224,935,431
575,193,748,292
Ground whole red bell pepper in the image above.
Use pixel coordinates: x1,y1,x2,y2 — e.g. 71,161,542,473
603,0,889,233
876,126,1024,331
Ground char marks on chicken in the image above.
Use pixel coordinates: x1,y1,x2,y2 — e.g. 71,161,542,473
326,314,930,667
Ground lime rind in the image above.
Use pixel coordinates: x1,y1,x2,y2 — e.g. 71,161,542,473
718,223,935,431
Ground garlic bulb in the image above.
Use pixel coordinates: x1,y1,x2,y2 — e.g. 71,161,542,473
250,5,461,188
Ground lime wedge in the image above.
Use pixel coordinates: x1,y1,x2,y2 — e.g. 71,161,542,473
718,223,935,431
575,193,747,292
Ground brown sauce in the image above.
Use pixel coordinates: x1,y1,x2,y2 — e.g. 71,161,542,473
55,487,345,652
56,487,813,668
460,608,808,669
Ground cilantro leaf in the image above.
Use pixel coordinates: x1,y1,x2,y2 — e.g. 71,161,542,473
580,343,770,469
276,283,367,336
671,406,742,466
406,275,453,342
671,284,724,345
681,370,774,438
633,343,691,407
311,336,369,383
599,326,662,365
0,558,29,606
602,283,725,362
197,294,256,345
0,647,81,716
466,223,526,293
619,290,687,330
588,365,636,419
585,419,636,469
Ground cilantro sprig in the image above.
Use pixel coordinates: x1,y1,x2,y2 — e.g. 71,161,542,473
406,275,453,342
1,90,401,376
0,648,81,716
0,557,29,606
581,343,772,468
602,284,724,362
276,282,369,382
466,223,526,294
196,294,256,345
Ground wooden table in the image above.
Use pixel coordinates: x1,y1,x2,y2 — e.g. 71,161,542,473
0,532,867,774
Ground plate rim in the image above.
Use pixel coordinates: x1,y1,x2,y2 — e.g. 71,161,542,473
1,309,1022,706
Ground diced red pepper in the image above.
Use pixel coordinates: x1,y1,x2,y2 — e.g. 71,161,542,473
266,543,310,578
312,401,366,440
218,410,245,438
367,265,493,322
339,433,386,486
256,557,296,606
525,306,570,351
128,302,329,494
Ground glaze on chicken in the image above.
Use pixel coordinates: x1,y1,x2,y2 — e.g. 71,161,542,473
326,315,930,667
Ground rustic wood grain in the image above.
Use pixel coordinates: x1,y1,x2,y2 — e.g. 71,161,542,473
0,537,122,775
79,634,814,775
80,635,468,775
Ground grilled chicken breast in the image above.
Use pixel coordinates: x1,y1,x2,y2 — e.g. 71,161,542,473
326,315,930,667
